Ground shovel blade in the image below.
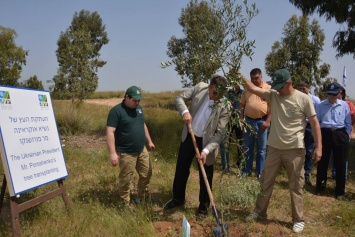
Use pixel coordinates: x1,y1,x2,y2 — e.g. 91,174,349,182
212,223,229,237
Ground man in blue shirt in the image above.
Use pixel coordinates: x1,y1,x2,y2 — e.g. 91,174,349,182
298,81,320,186
315,82,352,199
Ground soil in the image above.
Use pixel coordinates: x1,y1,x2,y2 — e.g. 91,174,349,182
152,220,288,237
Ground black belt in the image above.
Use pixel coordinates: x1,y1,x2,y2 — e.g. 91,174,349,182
321,127,345,132
245,115,267,120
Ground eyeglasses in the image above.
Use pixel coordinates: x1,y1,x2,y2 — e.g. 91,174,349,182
327,93,338,96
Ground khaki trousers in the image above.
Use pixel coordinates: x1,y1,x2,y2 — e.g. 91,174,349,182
117,147,152,205
254,146,305,222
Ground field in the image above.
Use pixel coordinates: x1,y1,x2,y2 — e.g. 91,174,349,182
0,92,355,237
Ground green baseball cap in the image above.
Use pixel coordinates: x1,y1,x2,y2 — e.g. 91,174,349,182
125,86,144,100
271,69,291,90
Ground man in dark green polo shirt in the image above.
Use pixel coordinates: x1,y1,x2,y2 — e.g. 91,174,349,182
106,86,155,206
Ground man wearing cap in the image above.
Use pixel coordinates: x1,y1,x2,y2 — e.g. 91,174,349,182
330,87,355,179
239,68,271,178
164,75,229,217
106,86,155,207
241,69,322,233
298,81,321,186
315,82,351,199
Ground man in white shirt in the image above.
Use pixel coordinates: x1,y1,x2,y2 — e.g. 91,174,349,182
164,75,229,217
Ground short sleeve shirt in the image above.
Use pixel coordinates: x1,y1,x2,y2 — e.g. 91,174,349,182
263,89,315,149
316,99,352,135
106,102,145,154
346,100,355,135
241,82,271,119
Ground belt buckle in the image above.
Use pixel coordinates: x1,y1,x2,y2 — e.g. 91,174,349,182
330,128,336,131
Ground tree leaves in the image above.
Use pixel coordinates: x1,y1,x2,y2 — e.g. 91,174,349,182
264,15,330,95
51,10,109,101
19,75,44,90
0,26,28,86
163,0,258,88
289,0,355,59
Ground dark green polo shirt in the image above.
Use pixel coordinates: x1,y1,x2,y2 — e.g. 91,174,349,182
106,102,145,154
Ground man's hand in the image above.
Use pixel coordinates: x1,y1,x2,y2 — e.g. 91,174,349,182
182,112,192,124
261,120,270,130
110,152,119,166
312,146,322,163
148,141,155,151
197,151,207,165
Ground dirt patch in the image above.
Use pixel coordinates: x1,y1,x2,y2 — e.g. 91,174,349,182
61,134,106,152
84,98,122,107
153,219,290,237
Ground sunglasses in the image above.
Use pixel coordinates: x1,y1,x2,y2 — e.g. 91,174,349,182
327,93,338,96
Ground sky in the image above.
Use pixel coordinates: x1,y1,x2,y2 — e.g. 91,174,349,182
1,0,354,98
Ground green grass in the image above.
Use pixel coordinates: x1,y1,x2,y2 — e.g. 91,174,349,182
0,91,355,236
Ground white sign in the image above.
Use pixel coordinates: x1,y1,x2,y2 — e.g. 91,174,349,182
0,86,68,196
181,215,190,237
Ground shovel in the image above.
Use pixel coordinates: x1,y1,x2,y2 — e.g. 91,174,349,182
187,123,229,237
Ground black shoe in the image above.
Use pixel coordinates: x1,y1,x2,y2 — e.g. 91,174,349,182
305,177,312,186
197,207,208,217
335,195,345,200
315,188,325,196
163,199,183,210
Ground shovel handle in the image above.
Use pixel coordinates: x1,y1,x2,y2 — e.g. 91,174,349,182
187,123,226,233
187,123,216,207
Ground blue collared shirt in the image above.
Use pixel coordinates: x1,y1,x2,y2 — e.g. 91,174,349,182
306,93,320,122
309,93,320,107
316,98,352,135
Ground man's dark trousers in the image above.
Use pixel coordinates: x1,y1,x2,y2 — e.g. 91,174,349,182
316,128,349,196
304,124,314,178
172,133,213,210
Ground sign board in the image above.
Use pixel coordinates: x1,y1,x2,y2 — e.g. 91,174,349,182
0,86,68,196
181,215,190,237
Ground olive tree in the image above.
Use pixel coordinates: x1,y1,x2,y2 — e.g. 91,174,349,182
162,0,259,89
